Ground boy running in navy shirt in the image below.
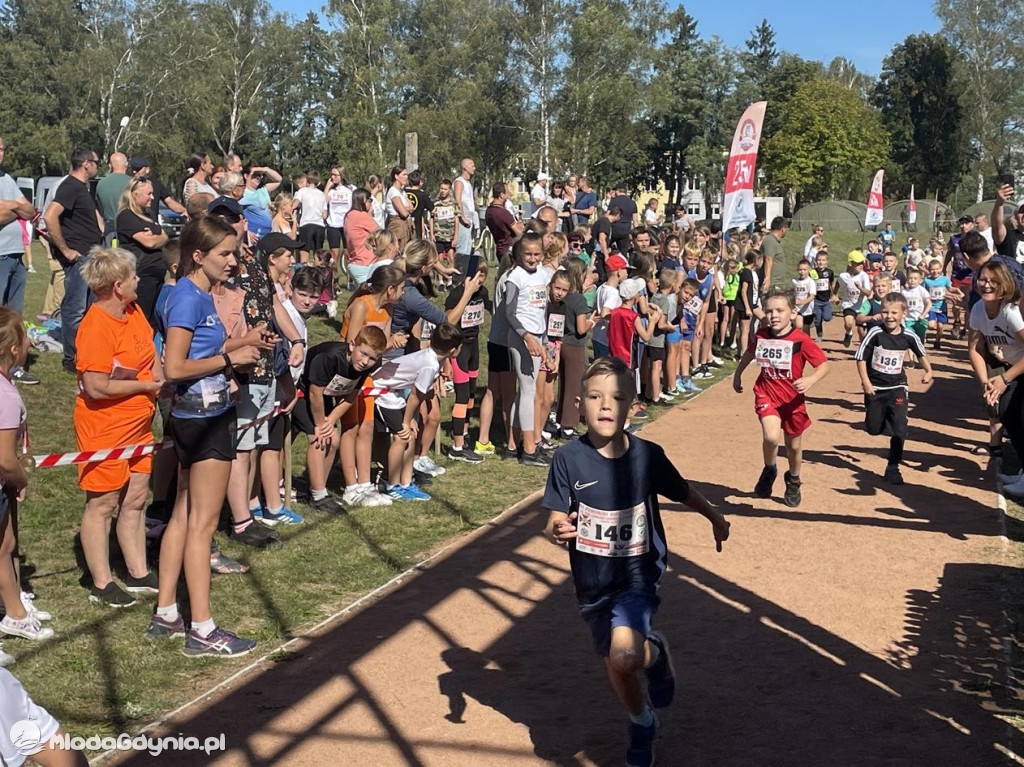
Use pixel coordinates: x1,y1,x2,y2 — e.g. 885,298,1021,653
855,293,932,484
545,357,729,767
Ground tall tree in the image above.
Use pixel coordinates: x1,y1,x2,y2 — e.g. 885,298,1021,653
554,0,663,188
935,0,1024,199
741,19,777,98
763,77,890,202
874,33,969,198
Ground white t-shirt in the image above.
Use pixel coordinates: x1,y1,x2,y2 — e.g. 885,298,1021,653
530,183,547,210
385,186,405,217
371,196,386,228
803,235,818,258
373,348,441,410
979,226,995,252
294,186,326,228
902,284,930,320
970,300,1024,366
644,209,659,225
905,248,926,270
506,265,550,337
325,184,354,228
792,276,817,316
276,283,308,382
838,271,872,309
593,282,623,345
0,669,61,767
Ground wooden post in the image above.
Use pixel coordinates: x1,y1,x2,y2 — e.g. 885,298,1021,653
405,132,419,171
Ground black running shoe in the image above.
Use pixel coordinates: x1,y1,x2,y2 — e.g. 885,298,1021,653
519,451,550,467
447,445,484,464
124,571,159,594
843,333,853,348
231,521,280,548
309,494,347,515
89,582,138,608
754,465,778,498
883,464,904,485
783,471,802,507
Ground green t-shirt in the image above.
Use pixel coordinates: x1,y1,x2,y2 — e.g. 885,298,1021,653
762,232,785,287
95,172,129,224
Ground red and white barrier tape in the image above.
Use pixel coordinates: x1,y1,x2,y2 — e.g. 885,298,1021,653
31,404,285,469
30,385,393,469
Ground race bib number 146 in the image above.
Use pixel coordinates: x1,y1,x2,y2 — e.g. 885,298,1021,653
575,502,649,558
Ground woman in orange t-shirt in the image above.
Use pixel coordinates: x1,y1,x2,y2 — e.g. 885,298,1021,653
74,248,163,607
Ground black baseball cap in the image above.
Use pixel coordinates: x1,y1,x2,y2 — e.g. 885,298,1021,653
257,233,302,254
208,196,243,221
129,156,150,172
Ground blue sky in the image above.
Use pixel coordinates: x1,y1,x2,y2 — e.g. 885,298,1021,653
270,0,940,76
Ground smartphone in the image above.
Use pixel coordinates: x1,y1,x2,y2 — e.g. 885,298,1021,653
466,253,481,280
1000,173,1015,188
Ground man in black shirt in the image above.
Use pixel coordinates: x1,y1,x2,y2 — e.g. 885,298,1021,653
593,206,620,256
992,183,1024,264
43,146,103,372
854,294,931,485
608,185,638,254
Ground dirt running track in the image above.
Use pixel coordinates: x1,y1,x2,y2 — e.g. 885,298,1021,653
108,338,1024,767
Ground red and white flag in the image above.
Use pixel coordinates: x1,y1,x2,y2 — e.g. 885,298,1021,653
908,185,917,225
865,169,884,227
721,101,767,233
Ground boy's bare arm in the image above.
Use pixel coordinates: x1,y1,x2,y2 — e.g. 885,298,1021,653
545,509,577,545
680,485,730,552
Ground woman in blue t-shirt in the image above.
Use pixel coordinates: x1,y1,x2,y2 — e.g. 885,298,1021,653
150,216,263,657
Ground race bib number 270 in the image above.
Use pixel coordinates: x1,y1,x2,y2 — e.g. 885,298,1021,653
575,502,649,558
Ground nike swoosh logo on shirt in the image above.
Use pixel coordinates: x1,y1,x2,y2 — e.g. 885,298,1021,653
574,480,599,490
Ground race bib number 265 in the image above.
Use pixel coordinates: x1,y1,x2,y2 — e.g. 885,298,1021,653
575,502,649,558
755,338,794,372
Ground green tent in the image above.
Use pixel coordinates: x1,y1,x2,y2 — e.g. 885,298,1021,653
791,201,867,231
882,199,953,232
961,200,1019,221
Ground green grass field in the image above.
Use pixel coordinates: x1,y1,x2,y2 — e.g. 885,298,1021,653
6,229,1011,745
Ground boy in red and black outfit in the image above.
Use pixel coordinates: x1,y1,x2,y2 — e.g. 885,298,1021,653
732,292,829,507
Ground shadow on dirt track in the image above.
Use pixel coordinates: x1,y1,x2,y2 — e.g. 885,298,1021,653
107,496,1022,767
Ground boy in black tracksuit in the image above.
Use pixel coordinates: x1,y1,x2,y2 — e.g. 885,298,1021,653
854,292,933,485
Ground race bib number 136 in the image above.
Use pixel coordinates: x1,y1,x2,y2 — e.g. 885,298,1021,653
575,502,649,558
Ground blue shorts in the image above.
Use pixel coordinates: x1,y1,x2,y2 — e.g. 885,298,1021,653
928,310,948,324
680,314,698,342
578,586,660,656
665,329,682,344
812,299,833,324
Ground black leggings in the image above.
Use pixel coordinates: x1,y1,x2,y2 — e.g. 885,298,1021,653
999,381,1024,463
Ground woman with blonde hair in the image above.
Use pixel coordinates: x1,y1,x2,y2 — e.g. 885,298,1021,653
74,248,163,607
270,192,297,238
390,239,484,478
115,177,169,326
365,229,399,279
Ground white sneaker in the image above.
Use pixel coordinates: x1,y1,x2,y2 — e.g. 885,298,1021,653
710,355,724,365
0,642,13,666
21,592,50,622
342,485,365,505
326,299,338,319
357,486,393,507
0,615,53,640
998,470,1024,486
414,456,446,477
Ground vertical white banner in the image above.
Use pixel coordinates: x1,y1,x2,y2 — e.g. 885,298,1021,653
908,184,917,225
865,169,884,227
721,101,767,233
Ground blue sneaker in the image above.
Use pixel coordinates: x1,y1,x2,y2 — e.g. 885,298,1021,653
146,613,186,640
403,483,431,501
645,631,675,708
251,505,265,521
182,626,256,657
625,712,659,767
386,484,408,501
261,506,304,525
682,377,702,395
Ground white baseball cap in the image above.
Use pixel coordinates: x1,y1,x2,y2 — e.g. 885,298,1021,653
537,172,549,182
619,277,644,300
